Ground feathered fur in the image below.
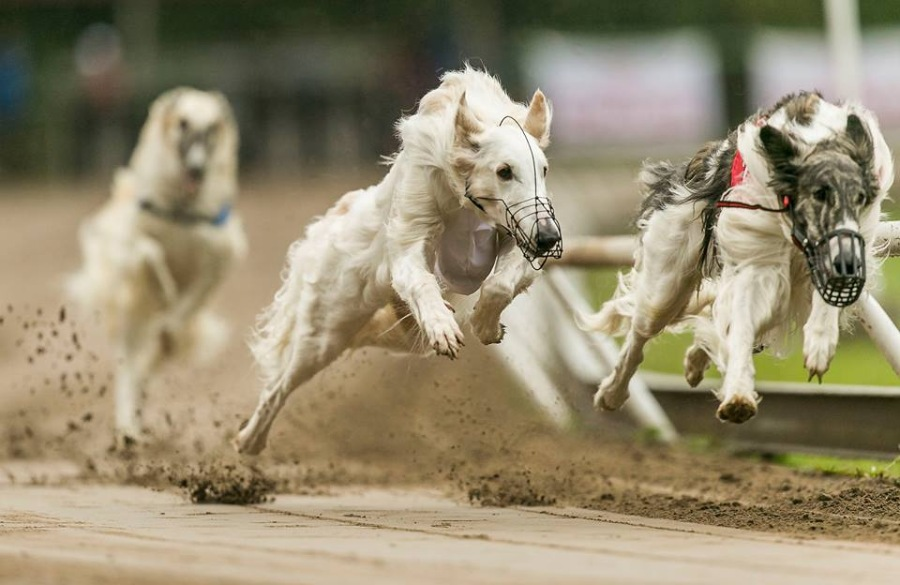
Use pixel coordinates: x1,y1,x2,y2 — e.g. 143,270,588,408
582,92,893,423
235,67,556,454
68,87,246,443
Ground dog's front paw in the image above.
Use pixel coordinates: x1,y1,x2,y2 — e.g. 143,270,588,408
471,316,505,345
716,393,759,424
422,306,465,359
803,334,836,383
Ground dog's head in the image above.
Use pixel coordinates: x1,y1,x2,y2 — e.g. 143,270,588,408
453,90,561,264
759,112,879,305
142,87,238,199
760,113,877,252
760,112,878,240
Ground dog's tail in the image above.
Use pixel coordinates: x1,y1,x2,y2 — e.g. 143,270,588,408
249,238,308,386
636,161,683,226
576,270,635,336
577,161,681,337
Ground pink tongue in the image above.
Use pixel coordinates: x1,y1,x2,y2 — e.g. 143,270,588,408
184,177,200,195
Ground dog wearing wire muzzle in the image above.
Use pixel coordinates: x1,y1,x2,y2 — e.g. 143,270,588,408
234,67,560,454
581,92,893,424
68,88,246,445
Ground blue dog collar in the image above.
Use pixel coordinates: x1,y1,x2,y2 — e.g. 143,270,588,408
139,199,232,228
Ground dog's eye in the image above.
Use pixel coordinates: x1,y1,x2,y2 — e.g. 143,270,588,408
207,123,220,143
179,118,189,133
856,191,869,205
812,186,829,202
496,165,513,181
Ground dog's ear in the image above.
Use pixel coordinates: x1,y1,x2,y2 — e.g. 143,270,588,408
129,88,186,167
759,124,797,168
524,89,551,148
759,124,800,197
845,113,874,169
455,92,483,150
210,91,239,149
146,87,188,138
210,91,235,122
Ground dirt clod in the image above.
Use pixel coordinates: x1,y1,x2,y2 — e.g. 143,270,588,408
173,464,274,505
467,471,557,507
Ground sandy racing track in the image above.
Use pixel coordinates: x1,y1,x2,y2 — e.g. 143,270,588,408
1,176,900,583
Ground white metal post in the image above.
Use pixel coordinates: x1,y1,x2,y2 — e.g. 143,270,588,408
544,269,679,441
824,0,863,100
858,292,900,377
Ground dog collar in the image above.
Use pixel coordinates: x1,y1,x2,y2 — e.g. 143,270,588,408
139,199,232,227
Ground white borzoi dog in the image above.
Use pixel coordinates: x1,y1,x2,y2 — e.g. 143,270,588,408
234,68,560,454
69,87,247,444
582,92,893,423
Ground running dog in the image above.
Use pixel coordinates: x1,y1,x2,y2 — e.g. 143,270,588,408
581,92,893,423
69,87,246,443
234,67,561,454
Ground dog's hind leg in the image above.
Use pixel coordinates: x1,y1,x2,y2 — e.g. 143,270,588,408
235,245,381,456
683,344,711,388
594,203,703,411
234,305,373,455
715,266,786,423
683,299,718,387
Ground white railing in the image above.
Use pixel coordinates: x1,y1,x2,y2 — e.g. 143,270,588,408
493,221,899,441
550,220,900,378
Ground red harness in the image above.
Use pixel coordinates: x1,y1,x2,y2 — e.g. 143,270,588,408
715,149,790,213
716,138,809,252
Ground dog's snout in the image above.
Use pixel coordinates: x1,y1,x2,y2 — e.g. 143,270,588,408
832,247,861,276
187,165,205,182
184,141,208,182
828,229,863,277
535,218,561,253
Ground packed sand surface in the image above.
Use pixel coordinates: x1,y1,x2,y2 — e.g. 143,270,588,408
1,177,899,583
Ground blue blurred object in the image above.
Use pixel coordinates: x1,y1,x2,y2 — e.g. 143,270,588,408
0,41,29,129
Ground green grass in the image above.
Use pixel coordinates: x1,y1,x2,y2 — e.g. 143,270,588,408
766,452,900,478
584,257,900,386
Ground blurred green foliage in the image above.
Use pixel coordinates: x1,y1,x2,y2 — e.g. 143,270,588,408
766,452,900,477
585,250,900,386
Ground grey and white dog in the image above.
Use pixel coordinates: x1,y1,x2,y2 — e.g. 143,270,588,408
581,92,894,423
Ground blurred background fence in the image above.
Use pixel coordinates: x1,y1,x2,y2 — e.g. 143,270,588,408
3,0,900,177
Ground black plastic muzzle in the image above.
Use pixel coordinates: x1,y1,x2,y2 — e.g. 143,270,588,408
793,227,866,307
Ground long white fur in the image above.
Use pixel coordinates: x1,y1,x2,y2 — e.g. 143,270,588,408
68,88,246,443
584,97,893,422
235,67,554,455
